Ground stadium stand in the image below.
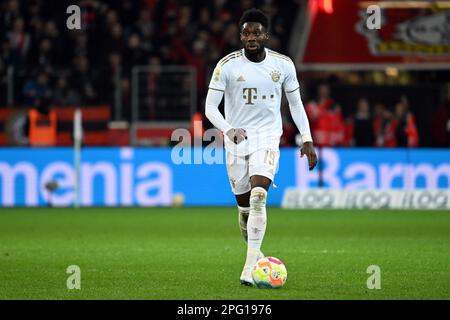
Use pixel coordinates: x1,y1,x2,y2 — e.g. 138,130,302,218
0,0,300,146
0,0,449,147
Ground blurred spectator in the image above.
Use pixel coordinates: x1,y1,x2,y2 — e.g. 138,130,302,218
71,55,98,104
7,17,30,66
373,102,385,147
52,76,81,106
22,72,50,106
305,83,345,147
124,33,146,75
34,38,55,70
135,9,155,52
221,23,240,54
395,99,419,148
103,23,125,56
350,98,375,147
430,84,450,147
98,52,122,109
373,103,397,148
1,39,13,67
1,0,21,31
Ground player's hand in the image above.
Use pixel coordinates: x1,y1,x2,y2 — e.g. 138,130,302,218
226,128,247,144
301,142,317,171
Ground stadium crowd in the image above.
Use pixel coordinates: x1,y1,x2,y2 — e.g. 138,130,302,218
0,0,299,110
298,83,420,148
1,0,449,147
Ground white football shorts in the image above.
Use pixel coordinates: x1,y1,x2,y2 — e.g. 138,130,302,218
226,148,280,195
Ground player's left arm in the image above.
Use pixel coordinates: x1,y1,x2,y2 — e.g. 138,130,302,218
283,61,317,171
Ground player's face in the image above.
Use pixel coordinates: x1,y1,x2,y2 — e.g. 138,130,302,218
240,22,268,55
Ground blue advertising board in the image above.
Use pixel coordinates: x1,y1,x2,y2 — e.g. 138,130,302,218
0,147,449,207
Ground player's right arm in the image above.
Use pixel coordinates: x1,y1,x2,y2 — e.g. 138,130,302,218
205,64,247,144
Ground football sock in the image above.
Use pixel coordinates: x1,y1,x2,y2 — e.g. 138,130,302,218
244,187,267,268
238,206,250,242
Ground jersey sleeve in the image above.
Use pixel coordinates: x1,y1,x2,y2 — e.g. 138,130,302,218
208,62,228,92
283,60,300,93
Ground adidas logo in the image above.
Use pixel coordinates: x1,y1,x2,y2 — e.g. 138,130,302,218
237,75,245,82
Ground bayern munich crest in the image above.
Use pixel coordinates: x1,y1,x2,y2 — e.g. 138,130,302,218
270,70,281,82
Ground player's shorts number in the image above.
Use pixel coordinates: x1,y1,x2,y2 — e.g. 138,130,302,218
264,150,276,167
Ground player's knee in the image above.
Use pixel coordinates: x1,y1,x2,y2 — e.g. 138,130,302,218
238,207,250,225
250,187,267,213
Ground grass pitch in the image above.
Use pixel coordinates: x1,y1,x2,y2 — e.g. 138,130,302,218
0,207,449,300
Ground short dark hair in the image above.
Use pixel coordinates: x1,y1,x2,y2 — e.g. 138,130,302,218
239,8,270,32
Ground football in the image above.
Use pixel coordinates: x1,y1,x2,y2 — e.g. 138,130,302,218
252,256,287,289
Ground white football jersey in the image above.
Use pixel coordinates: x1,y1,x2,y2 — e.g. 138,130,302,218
209,48,300,156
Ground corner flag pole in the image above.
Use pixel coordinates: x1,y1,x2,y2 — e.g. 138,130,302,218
74,109,83,208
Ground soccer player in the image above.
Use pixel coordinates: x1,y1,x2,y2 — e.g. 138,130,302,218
205,8,317,286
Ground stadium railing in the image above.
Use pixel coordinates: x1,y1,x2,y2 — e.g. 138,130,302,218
130,65,197,146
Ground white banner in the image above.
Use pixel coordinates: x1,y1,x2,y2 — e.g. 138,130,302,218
281,189,450,210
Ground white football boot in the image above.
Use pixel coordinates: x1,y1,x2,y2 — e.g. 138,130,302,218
239,249,264,286
240,265,255,286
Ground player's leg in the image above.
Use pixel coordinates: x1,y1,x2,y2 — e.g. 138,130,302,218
225,151,253,243
235,192,250,241
235,192,265,260
239,149,279,286
239,176,270,285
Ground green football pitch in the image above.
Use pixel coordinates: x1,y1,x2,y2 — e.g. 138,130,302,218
0,207,449,300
